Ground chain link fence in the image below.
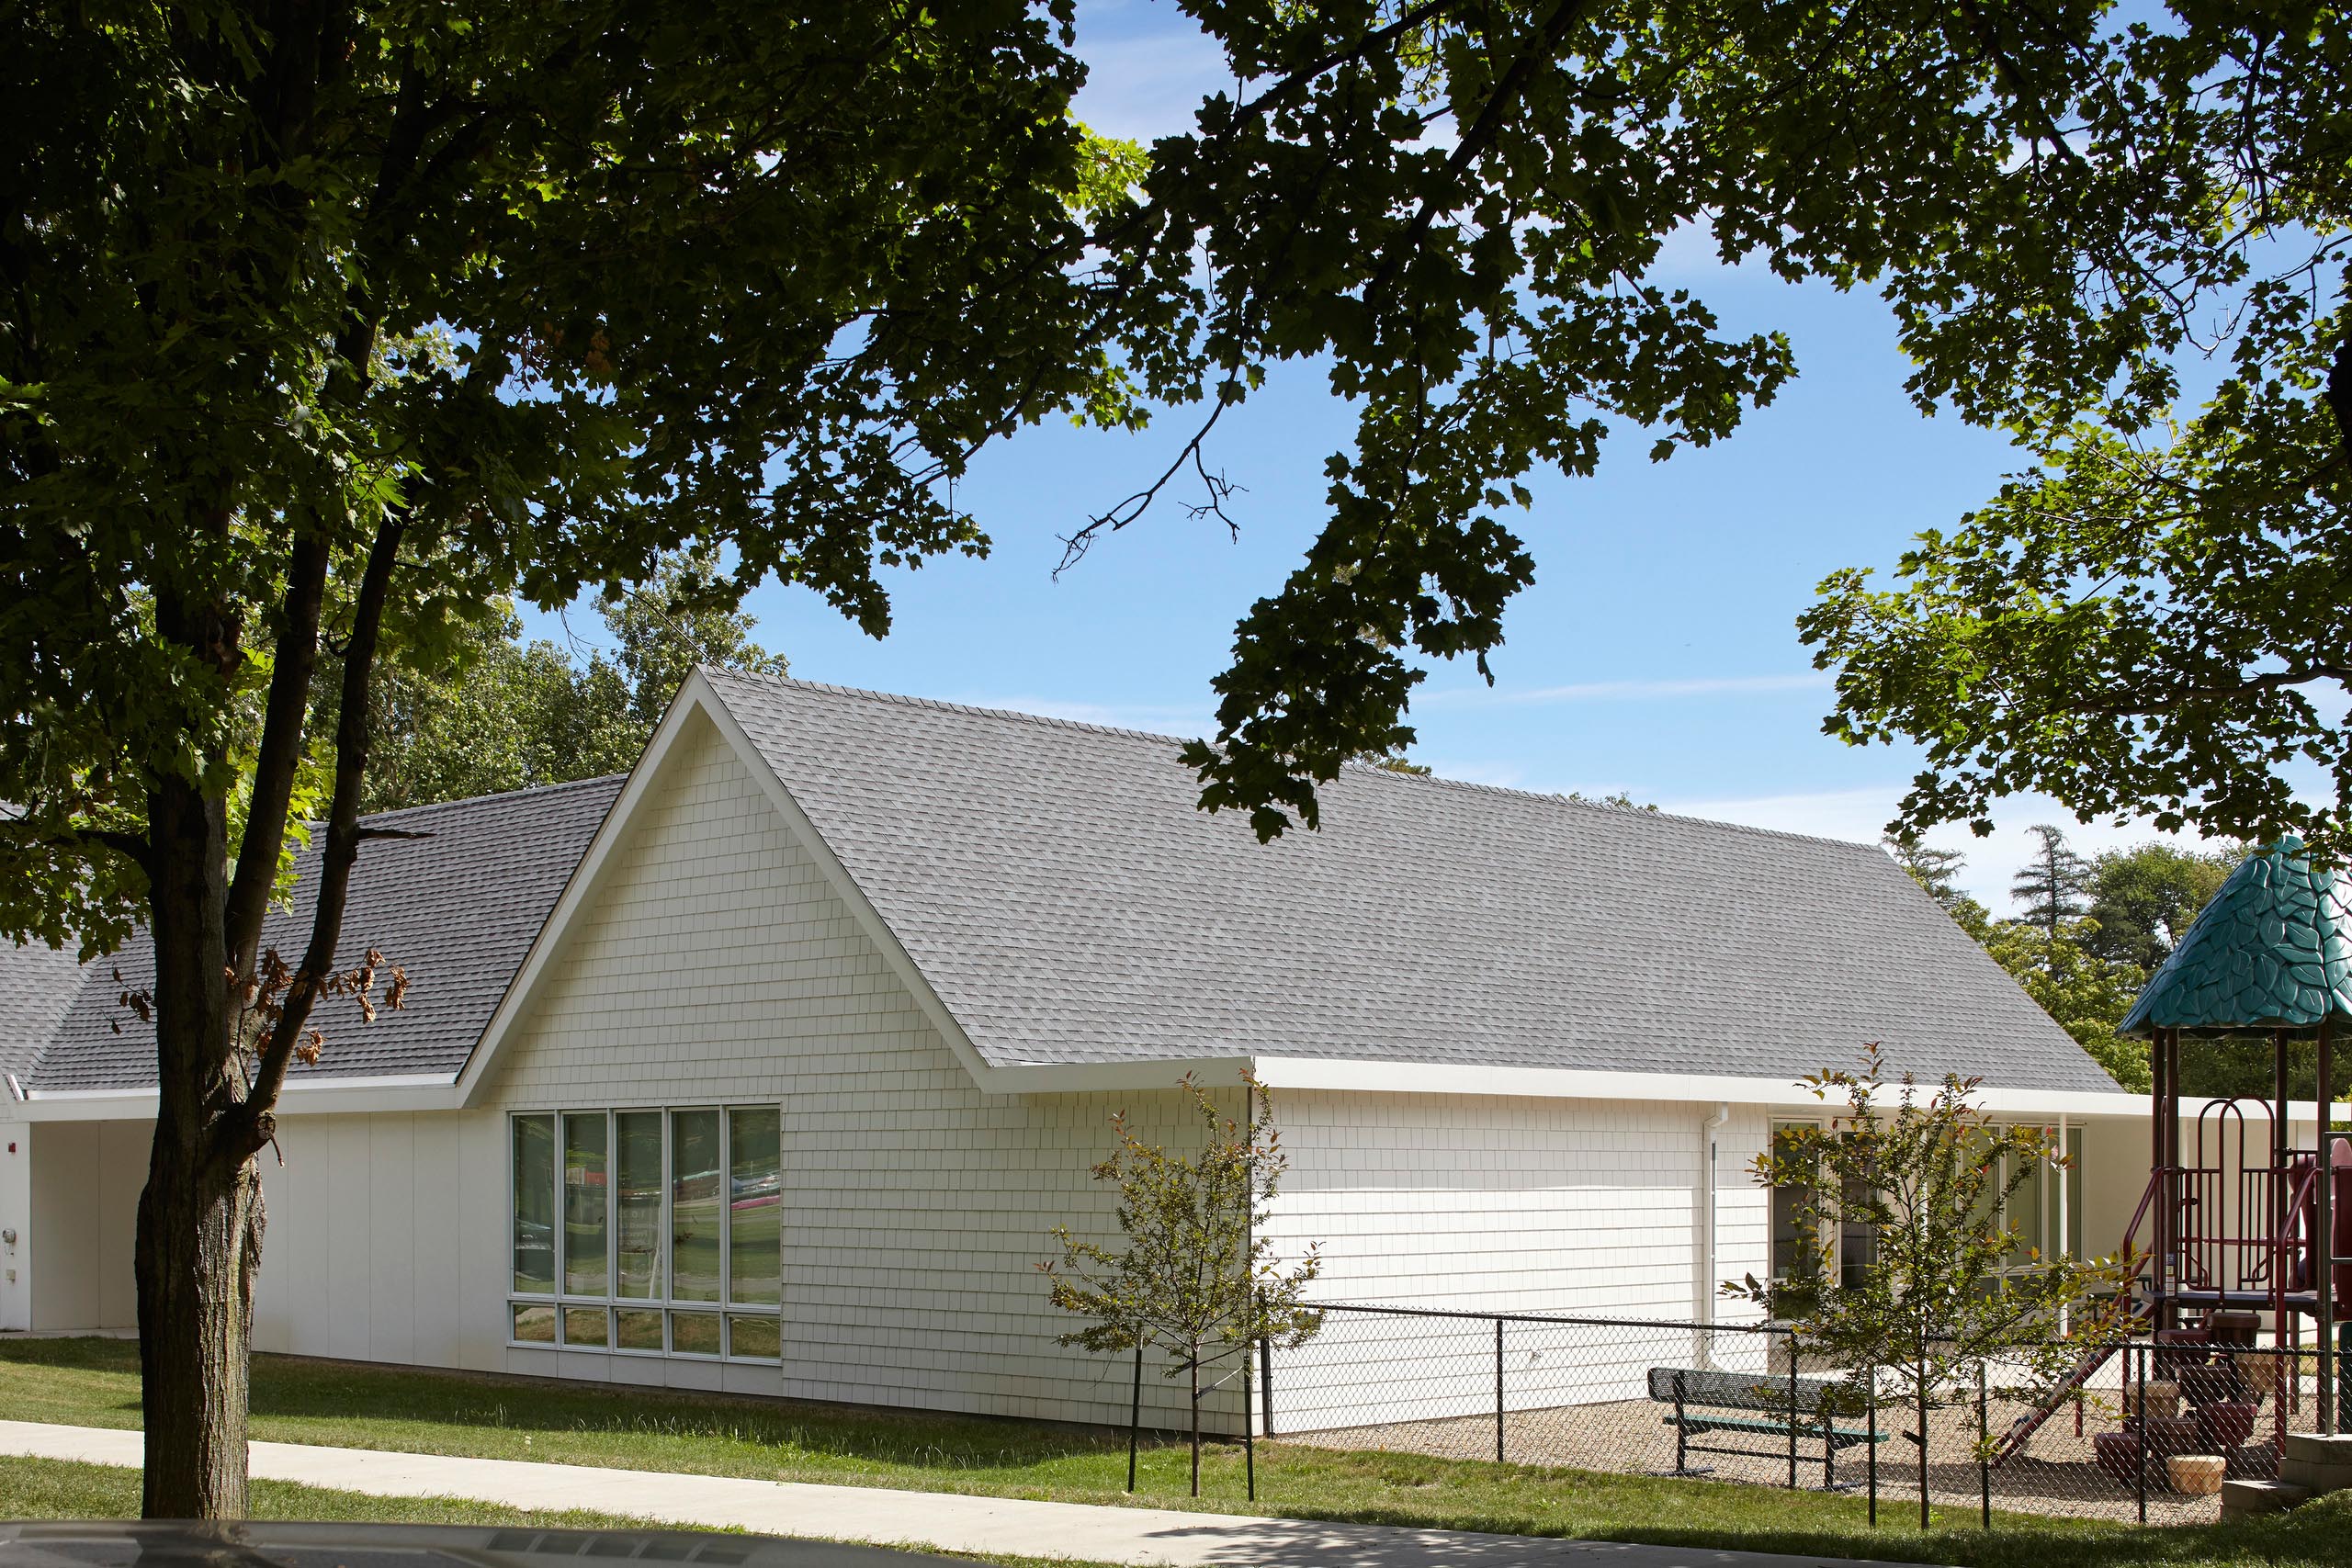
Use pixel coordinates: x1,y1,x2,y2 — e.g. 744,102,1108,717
1262,1303,2341,1525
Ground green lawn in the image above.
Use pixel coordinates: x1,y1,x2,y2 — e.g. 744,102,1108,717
3,1337,2344,1568
0,1450,695,1531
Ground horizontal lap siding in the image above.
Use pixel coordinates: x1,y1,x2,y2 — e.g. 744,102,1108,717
1260,1089,1773,1433
480,711,1232,1429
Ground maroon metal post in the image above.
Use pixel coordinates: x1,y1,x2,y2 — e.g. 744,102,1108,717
2319,1017,2336,1435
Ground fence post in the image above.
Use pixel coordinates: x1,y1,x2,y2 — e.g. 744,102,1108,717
1128,1341,1143,1495
1260,1335,1274,1438
1787,1328,1800,1490
1494,1316,1506,1464
1866,1363,1878,1527
2134,1340,2148,1527
1976,1359,1990,1530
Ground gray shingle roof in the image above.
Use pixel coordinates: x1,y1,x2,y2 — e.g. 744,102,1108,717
708,671,2119,1093
23,774,622,1093
0,936,88,1084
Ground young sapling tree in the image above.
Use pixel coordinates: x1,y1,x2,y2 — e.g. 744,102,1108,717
1042,1073,1322,1495
1728,1045,2132,1527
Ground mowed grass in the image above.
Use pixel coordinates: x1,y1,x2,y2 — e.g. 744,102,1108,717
0,1453,1119,1568
0,1450,698,1531
4,1337,2346,1568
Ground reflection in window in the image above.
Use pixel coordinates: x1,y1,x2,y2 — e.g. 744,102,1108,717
671,1109,722,1302
729,1108,782,1306
671,1311,721,1357
564,1112,609,1295
1768,1121,1823,1313
616,1111,664,1299
563,1306,609,1348
729,1315,780,1360
512,1114,555,1294
512,1106,781,1363
512,1303,556,1344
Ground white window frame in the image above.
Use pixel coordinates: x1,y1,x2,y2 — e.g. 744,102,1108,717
505,1105,782,1364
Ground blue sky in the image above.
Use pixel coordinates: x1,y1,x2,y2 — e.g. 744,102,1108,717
532,0,2219,910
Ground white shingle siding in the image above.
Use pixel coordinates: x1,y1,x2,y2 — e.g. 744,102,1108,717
472,710,1238,1427
1258,1090,1776,1432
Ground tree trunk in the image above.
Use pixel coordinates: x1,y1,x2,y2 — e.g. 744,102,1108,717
1916,1354,1930,1530
136,1134,263,1517
136,774,261,1518
1189,1348,1202,1497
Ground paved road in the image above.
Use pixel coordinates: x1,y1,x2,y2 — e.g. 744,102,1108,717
0,1420,1939,1568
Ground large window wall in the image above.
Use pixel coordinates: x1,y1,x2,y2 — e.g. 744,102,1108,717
509,1107,782,1361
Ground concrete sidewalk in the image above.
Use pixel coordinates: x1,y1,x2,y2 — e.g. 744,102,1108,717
0,1420,1928,1568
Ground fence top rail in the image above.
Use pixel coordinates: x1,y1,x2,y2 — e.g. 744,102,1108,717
1306,1301,1782,1336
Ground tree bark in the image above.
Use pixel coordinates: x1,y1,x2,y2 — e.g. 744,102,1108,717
1190,1348,1203,1496
136,772,262,1518
1916,1353,1930,1529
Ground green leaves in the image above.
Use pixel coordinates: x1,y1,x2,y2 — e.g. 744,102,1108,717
1730,1047,2134,1427
1804,4,2352,857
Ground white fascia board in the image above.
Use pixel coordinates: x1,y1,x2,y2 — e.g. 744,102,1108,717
1243,1054,2156,1119
21,1073,460,1122
972,1056,1256,1095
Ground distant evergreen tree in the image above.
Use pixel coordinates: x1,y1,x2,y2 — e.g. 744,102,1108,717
2010,825,2094,939
1883,835,1966,909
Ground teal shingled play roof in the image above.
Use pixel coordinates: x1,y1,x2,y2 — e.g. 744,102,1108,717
2119,837,2352,1037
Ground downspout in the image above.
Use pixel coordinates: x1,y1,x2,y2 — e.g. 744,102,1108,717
1699,1102,1731,1367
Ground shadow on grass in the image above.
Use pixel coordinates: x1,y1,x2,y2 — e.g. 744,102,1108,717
8,1337,2345,1568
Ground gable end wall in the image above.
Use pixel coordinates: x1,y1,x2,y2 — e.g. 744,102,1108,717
477,710,1235,1427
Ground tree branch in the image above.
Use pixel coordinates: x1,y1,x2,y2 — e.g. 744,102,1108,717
2090,662,2352,715
1228,0,1468,123
1055,393,1237,576
217,516,405,1163
222,532,331,982
1363,0,1588,307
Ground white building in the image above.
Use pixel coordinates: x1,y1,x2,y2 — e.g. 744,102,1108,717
1,670,2183,1434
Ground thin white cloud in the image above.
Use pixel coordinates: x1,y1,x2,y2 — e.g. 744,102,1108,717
1070,11,1231,144
1424,671,1833,707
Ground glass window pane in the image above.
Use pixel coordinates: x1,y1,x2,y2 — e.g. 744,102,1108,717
671,1110,722,1302
563,1112,609,1296
512,1115,555,1294
562,1306,609,1348
2008,1141,2048,1268
512,1303,556,1344
729,1315,779,1360
616,1309,664,1351
728,1108,781,1306
2066,1126,2086,1259
616,1111,665,1300
670,1311,721,1356
1769,1122,1823,1307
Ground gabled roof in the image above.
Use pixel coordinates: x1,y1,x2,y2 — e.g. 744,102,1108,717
2120,836,2352,1038
702,671,2119,1094
17,774,622,1094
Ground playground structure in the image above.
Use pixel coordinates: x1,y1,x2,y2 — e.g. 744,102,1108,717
1994,837,2351,1483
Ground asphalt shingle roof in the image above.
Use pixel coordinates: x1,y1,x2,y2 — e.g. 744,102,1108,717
19,773,622,1092
707,672,2120,1093
0,935,88,1084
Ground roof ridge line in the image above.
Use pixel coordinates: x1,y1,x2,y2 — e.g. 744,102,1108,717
355,772,629,826
700,668,1884,854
